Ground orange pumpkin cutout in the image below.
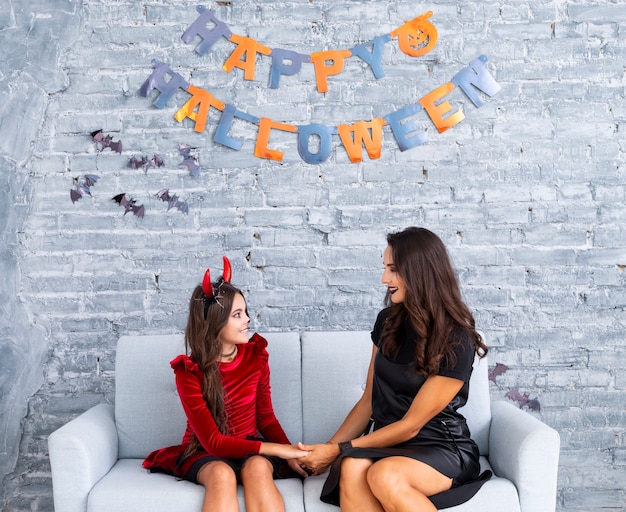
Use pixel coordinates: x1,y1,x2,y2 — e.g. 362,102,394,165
391,11,438,58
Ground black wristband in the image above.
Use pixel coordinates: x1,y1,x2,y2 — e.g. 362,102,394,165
338,441,353,453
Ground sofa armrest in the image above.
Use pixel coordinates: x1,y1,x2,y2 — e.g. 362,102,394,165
48,403,118,512
488,400,560,512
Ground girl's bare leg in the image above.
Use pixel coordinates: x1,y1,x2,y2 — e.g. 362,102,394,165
366,457,453,512
338,457,384,512
240,455,284,512
196,460,239,512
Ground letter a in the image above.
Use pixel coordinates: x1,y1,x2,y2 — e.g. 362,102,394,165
181,6,232,55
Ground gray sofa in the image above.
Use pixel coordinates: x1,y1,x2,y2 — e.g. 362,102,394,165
48,331,560,512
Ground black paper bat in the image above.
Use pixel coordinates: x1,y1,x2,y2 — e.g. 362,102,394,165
128,154,164,174
488,363,509,383
178,143,200,177
91,129,123,153
70,174,99,203
127,155,147,169
112,193,145,218
505,388,541,412
155,189,189,214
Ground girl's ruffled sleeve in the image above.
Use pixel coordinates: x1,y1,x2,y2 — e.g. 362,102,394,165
250,334,291,445
172,354,262,458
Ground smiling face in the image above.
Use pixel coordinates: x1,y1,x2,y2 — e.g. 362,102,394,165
218,292,250,349
381,245,407,304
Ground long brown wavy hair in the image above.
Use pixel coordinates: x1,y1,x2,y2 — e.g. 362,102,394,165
183,281,242,457
381,227,488,375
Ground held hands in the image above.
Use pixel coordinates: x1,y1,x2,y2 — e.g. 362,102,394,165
261,443,311,478
271,443,311,460
296,442,340,476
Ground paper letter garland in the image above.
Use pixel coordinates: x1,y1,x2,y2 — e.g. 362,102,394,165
139,8,500,165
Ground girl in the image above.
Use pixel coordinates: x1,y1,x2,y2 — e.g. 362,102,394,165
143,258,308,512
297,227,491,511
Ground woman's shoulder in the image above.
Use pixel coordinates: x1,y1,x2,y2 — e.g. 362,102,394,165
374,307,393,328
450,325,475,349
371,307,392,345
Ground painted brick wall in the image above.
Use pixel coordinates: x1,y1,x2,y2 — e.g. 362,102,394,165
1,0,625,510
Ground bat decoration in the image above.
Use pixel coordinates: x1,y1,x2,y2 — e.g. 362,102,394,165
505,388,541,412
488,363,509,383
127,154,164,174
155,188,189,214
178,143,200,177
112,193,145,218
91,129,123,153
70,174,99,203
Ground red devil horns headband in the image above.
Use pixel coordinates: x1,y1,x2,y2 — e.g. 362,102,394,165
202,256,232,317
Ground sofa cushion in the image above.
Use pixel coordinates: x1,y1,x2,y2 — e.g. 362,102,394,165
87,459,305,512
115,332,302,459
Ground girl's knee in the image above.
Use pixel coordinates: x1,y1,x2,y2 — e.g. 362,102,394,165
240,455,274,481
197,461,236,487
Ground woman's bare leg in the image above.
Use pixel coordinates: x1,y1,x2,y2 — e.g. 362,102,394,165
366,457,453,512
338,457,384,512
240,455,284,512
196,461,239,512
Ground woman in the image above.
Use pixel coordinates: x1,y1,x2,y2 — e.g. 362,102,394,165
297,227,491,511
143,257,308,512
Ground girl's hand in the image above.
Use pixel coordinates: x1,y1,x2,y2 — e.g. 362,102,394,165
287,458,310,478
261,442,310,460
296,442,340,474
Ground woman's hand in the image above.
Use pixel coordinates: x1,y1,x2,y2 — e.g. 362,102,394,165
296,442,340,475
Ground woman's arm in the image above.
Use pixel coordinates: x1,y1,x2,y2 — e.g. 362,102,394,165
297,345,377,472
350,374,464,449
327,344,377,443
298,365,464,473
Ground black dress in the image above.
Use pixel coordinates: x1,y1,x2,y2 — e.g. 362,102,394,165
320,308,491,509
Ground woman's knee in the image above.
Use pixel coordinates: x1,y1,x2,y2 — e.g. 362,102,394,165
339,457,373,486
366,459,403,496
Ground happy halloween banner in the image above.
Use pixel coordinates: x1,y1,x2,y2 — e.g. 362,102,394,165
139,7,501,164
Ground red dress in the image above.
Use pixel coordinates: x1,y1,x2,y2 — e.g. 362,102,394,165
142,333,291,476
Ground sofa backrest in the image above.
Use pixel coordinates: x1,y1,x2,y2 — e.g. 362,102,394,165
115,330,491,459
459,347,491,455
116,334,187,459
115,332,302,459
301,331,373,444
301,331,491,455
